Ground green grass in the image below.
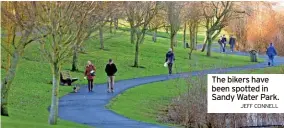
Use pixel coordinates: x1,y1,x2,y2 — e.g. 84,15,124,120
1,27,257,128
108,65,284,126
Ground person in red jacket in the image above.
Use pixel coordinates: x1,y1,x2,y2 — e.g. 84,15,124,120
85,61,96,92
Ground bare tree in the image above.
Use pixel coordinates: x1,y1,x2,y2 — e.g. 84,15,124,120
166,1,183,50
71,2,113,71
200,2,246,56
1,1,44,116
124,1,158,67
33,1,98,124
149,6,167,42
182,2,202,59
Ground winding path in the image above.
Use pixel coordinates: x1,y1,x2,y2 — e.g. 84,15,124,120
58,46,284,128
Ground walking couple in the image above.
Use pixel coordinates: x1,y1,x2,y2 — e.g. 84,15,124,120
84,59,117,93
218,35,236,53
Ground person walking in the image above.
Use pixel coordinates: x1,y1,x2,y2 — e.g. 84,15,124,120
105,59,117,93
266,43,277,66
221,35,227,53
165,48,175,75
84,61,96,92
229,35,236,52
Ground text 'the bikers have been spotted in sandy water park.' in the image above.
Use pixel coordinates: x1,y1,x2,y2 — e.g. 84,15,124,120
207,74,284,113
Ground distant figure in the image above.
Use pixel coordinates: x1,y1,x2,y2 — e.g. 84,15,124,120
229,35,236,52
221,35,227,52
266,43,277,66
165,48,175,75
85,61,96,92
218,36,223,53
105,59,117,93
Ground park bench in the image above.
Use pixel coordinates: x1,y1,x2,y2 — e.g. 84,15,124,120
60,71,78,86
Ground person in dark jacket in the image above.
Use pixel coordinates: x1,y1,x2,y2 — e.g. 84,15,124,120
165,48,175,75
221,35,227,52
218,36,223,53
266,43,277,66
84,61,96,92
229,35,236,52
105,59,117,93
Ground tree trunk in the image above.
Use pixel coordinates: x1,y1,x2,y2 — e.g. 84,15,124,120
133,34,141,67
170,33,175,51
170,25,177,49
206,32,213,56
114,17,118,33
189,23,195,49
188,48,194,60
194,24,198,50
165,26,169,34
183,23,186,49
201,35,208,52
173,33,177,47
48,63,60,125
114,17,118,29
109,18,113,33
99,25,104,49
71,45,79,71
1,50,21,116
130,27,136,44
152,29,157,42
139,26,147,44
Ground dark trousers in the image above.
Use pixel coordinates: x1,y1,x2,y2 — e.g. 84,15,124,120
230,44,235,52
88,79,93,91
223,43,226,52
168,63,173,74
268,55,275,66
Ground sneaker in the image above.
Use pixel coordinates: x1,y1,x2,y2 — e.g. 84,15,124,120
111,89,114,93
107,90,110,93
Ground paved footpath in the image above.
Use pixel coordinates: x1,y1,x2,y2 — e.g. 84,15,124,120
58,46,284,128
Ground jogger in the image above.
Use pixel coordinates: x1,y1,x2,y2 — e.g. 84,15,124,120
105,59,117,93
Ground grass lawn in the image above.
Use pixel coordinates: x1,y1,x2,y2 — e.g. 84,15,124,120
1,27,258,128
108,65,284,126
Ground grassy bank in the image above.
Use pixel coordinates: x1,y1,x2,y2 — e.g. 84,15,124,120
109,65,284,126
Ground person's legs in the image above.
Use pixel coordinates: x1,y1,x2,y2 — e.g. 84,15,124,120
231,44,234,52
168,63,173,74
90,79,94,91
224,43,226,52
107,76,111,92
88,80,91,92
111,76,115,92
268,56,272,66
271,56,275,66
